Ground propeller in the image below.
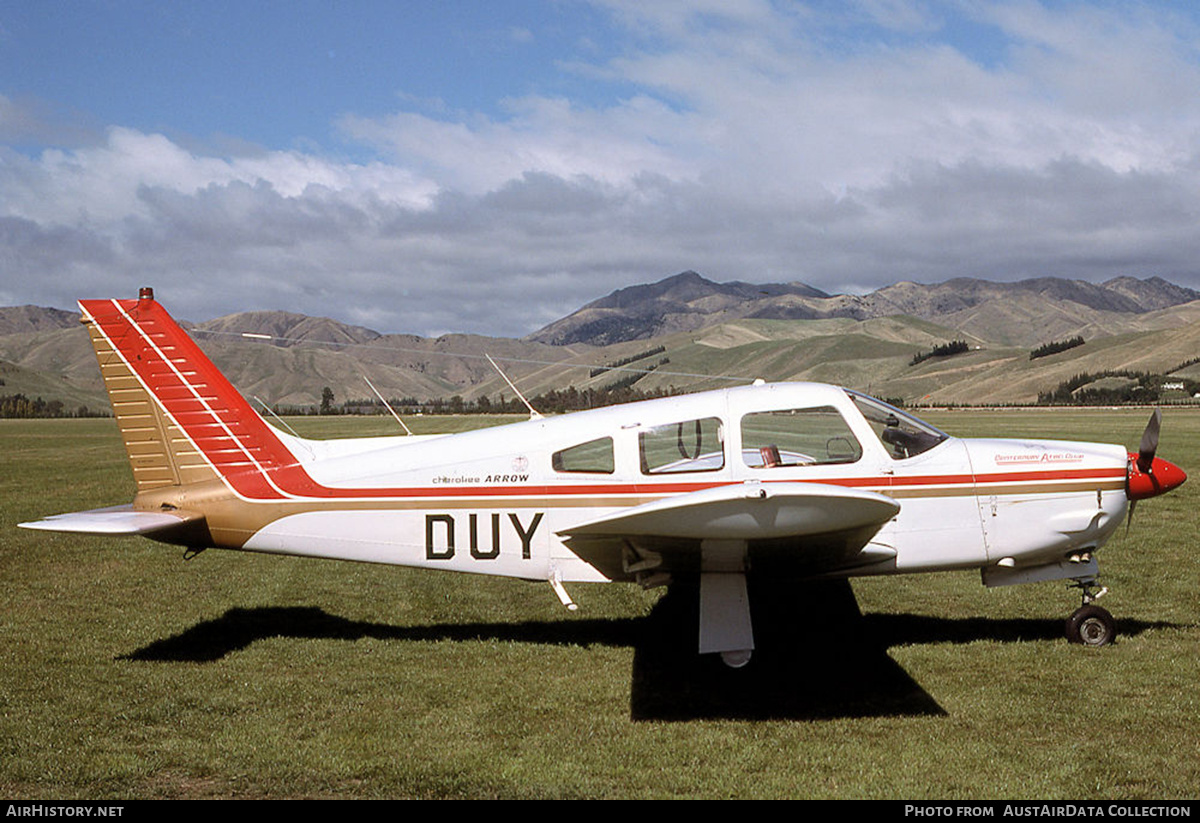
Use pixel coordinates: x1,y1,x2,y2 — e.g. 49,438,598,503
1136,407,1161,473
1126,407,1187,530
1128,408,1158,530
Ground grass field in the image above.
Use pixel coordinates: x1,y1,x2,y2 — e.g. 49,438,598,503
3,409,1199,799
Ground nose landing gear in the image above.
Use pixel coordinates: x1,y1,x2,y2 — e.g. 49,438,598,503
1065,576,1116,646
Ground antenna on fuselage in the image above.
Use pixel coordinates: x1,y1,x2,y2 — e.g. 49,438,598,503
252,396,303,440
486,353,542,420
253,396,314,460
363,376,414,435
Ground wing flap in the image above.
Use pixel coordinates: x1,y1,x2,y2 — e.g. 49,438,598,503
19,505,205,535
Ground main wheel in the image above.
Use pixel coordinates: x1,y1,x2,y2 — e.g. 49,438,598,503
1065,605,1116,646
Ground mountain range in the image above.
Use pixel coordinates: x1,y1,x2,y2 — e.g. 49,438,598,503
3,272,1199,410
529,271,1200,347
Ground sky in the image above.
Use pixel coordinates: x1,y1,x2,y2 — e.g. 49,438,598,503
2,0,1200,337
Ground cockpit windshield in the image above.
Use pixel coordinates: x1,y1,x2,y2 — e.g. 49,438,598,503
846,391,949,460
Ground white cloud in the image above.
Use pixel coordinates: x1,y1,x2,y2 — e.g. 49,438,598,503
337,94,703,195
0,127,437,227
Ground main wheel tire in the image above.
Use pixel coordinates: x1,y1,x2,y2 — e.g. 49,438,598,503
1065,605,1116,646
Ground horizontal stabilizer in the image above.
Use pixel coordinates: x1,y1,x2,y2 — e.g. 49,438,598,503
18,505,204,536
559,481,899,542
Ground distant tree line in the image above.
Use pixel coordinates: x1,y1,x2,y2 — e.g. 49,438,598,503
589,346,667,377
0,394,107,418
1030,336,1085,360
597,358,669,392
910,340,969,366
291,383,683,418
1037,371,1199,405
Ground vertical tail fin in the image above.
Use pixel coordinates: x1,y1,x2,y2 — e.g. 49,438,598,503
81,288,295,497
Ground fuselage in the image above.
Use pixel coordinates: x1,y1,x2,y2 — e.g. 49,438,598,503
135,382,1133,585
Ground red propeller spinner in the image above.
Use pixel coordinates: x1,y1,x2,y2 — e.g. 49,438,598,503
1126,408,1186,501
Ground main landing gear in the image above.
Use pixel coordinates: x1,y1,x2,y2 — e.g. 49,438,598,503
1065,574,1116,646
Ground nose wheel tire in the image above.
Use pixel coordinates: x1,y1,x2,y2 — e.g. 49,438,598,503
1065,604,1116,646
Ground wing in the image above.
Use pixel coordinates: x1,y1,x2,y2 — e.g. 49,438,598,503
559,481,900,665
558,481,900,581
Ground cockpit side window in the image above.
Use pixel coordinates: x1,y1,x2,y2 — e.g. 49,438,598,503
848,392,948,460
552,437,614,474
639,417,725,474
740,406,862,468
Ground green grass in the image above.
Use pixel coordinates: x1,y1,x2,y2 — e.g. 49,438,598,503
2,410,1199,799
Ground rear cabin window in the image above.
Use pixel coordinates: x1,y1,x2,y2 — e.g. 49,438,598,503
741,406,862,468
639,417,725,474
552,437,615,474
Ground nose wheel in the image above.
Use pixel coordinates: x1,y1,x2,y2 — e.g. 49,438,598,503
1065,577,1116,646
1066,604,1116,646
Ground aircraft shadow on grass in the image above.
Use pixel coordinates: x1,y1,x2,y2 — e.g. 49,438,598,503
118,579,1177,722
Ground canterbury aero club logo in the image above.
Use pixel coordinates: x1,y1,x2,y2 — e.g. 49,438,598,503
995,452,1086,465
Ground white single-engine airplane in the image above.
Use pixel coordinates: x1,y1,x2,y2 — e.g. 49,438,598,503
20,289,1188,667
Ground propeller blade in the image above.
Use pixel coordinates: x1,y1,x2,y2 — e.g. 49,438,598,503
1136,408,1161,473
1126,498,1138,533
